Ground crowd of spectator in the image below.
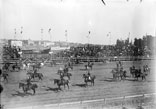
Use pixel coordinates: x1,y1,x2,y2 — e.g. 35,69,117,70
3,45,21,60
54,35,155,58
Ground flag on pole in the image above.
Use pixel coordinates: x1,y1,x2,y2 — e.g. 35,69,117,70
101,0,106,5
48,28,51,33
14,29,16,34
86,31,91,38
21,27,23,34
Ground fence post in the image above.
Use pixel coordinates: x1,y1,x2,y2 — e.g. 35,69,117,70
104,98,106,104
122,96,125,108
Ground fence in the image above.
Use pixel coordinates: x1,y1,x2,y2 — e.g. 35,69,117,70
7,93,156,109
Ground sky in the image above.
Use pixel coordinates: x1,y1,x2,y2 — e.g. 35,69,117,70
0,0,156,45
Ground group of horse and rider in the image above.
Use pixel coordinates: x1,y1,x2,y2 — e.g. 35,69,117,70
129,64,150,80
111,60,150,81
53,61,74,90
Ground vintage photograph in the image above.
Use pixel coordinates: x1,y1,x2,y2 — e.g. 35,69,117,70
0,0,156,109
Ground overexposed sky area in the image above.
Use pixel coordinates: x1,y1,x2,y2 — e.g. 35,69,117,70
0,0,156,45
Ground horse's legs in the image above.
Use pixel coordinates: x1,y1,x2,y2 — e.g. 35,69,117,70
64,84,66,89
92,80,94,86
4,77,8,83
67,83,69,89
32,89,36,95
58,85,61,90
68,76,70,80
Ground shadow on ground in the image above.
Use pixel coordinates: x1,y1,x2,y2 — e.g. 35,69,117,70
72,83,87,87
45,87,61,92
12,91,33,97
79,69,87,71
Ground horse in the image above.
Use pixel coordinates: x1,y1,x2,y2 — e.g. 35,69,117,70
50,61,56,66
0,84,3,93
120,70,127,80
57,69,72,80
134,69,147,81
12,64,20,71
129,67,135,78
1,73,9,83
19,82,38,94
27,72,43,80
54,78,69,90
66,62,73,70
82,74,96,86
61,72,72,80
84,63,94,70
111,69,120,80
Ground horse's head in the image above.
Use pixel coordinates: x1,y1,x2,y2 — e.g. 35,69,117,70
54,79,57,84
19,83,23,88
83,74,86,78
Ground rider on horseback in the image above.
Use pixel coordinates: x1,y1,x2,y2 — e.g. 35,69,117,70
26,77,32,89
87,71,91,80
34,68,37,77
88,61,90,66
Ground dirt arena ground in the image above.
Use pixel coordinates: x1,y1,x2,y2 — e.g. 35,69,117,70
1,60,156,109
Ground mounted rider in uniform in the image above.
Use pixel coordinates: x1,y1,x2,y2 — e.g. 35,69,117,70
87,70,91,80
26,77,32,89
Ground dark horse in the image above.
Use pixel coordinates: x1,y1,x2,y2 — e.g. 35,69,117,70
83,74,96,86
0,84,3,109
130,67,136,77
65,62,73,70
0,84,3,93
54,79,69,90
27,72,43,80
134,69,147,81
19,82,38,94
84,63,94,70
57,69,72,80
12,63,21,71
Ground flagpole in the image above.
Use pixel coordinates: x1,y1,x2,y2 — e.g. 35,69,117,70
65,30,68,47
48,28,51,42
14,28,16,40
21,26,23,40
88,31,90,44
41,29,43,41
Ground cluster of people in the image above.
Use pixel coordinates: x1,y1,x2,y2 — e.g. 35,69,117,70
3,45,21,60
54,45,103,58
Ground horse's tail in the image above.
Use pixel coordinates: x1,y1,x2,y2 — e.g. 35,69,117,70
0,84,3,93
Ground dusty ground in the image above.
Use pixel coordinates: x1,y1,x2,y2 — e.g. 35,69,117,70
1,60,156,109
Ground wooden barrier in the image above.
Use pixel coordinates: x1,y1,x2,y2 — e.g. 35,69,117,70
7,93,156,109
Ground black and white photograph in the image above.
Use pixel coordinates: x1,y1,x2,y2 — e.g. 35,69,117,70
0,0,156,109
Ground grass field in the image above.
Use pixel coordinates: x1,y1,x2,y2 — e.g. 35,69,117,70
1,60,156,109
